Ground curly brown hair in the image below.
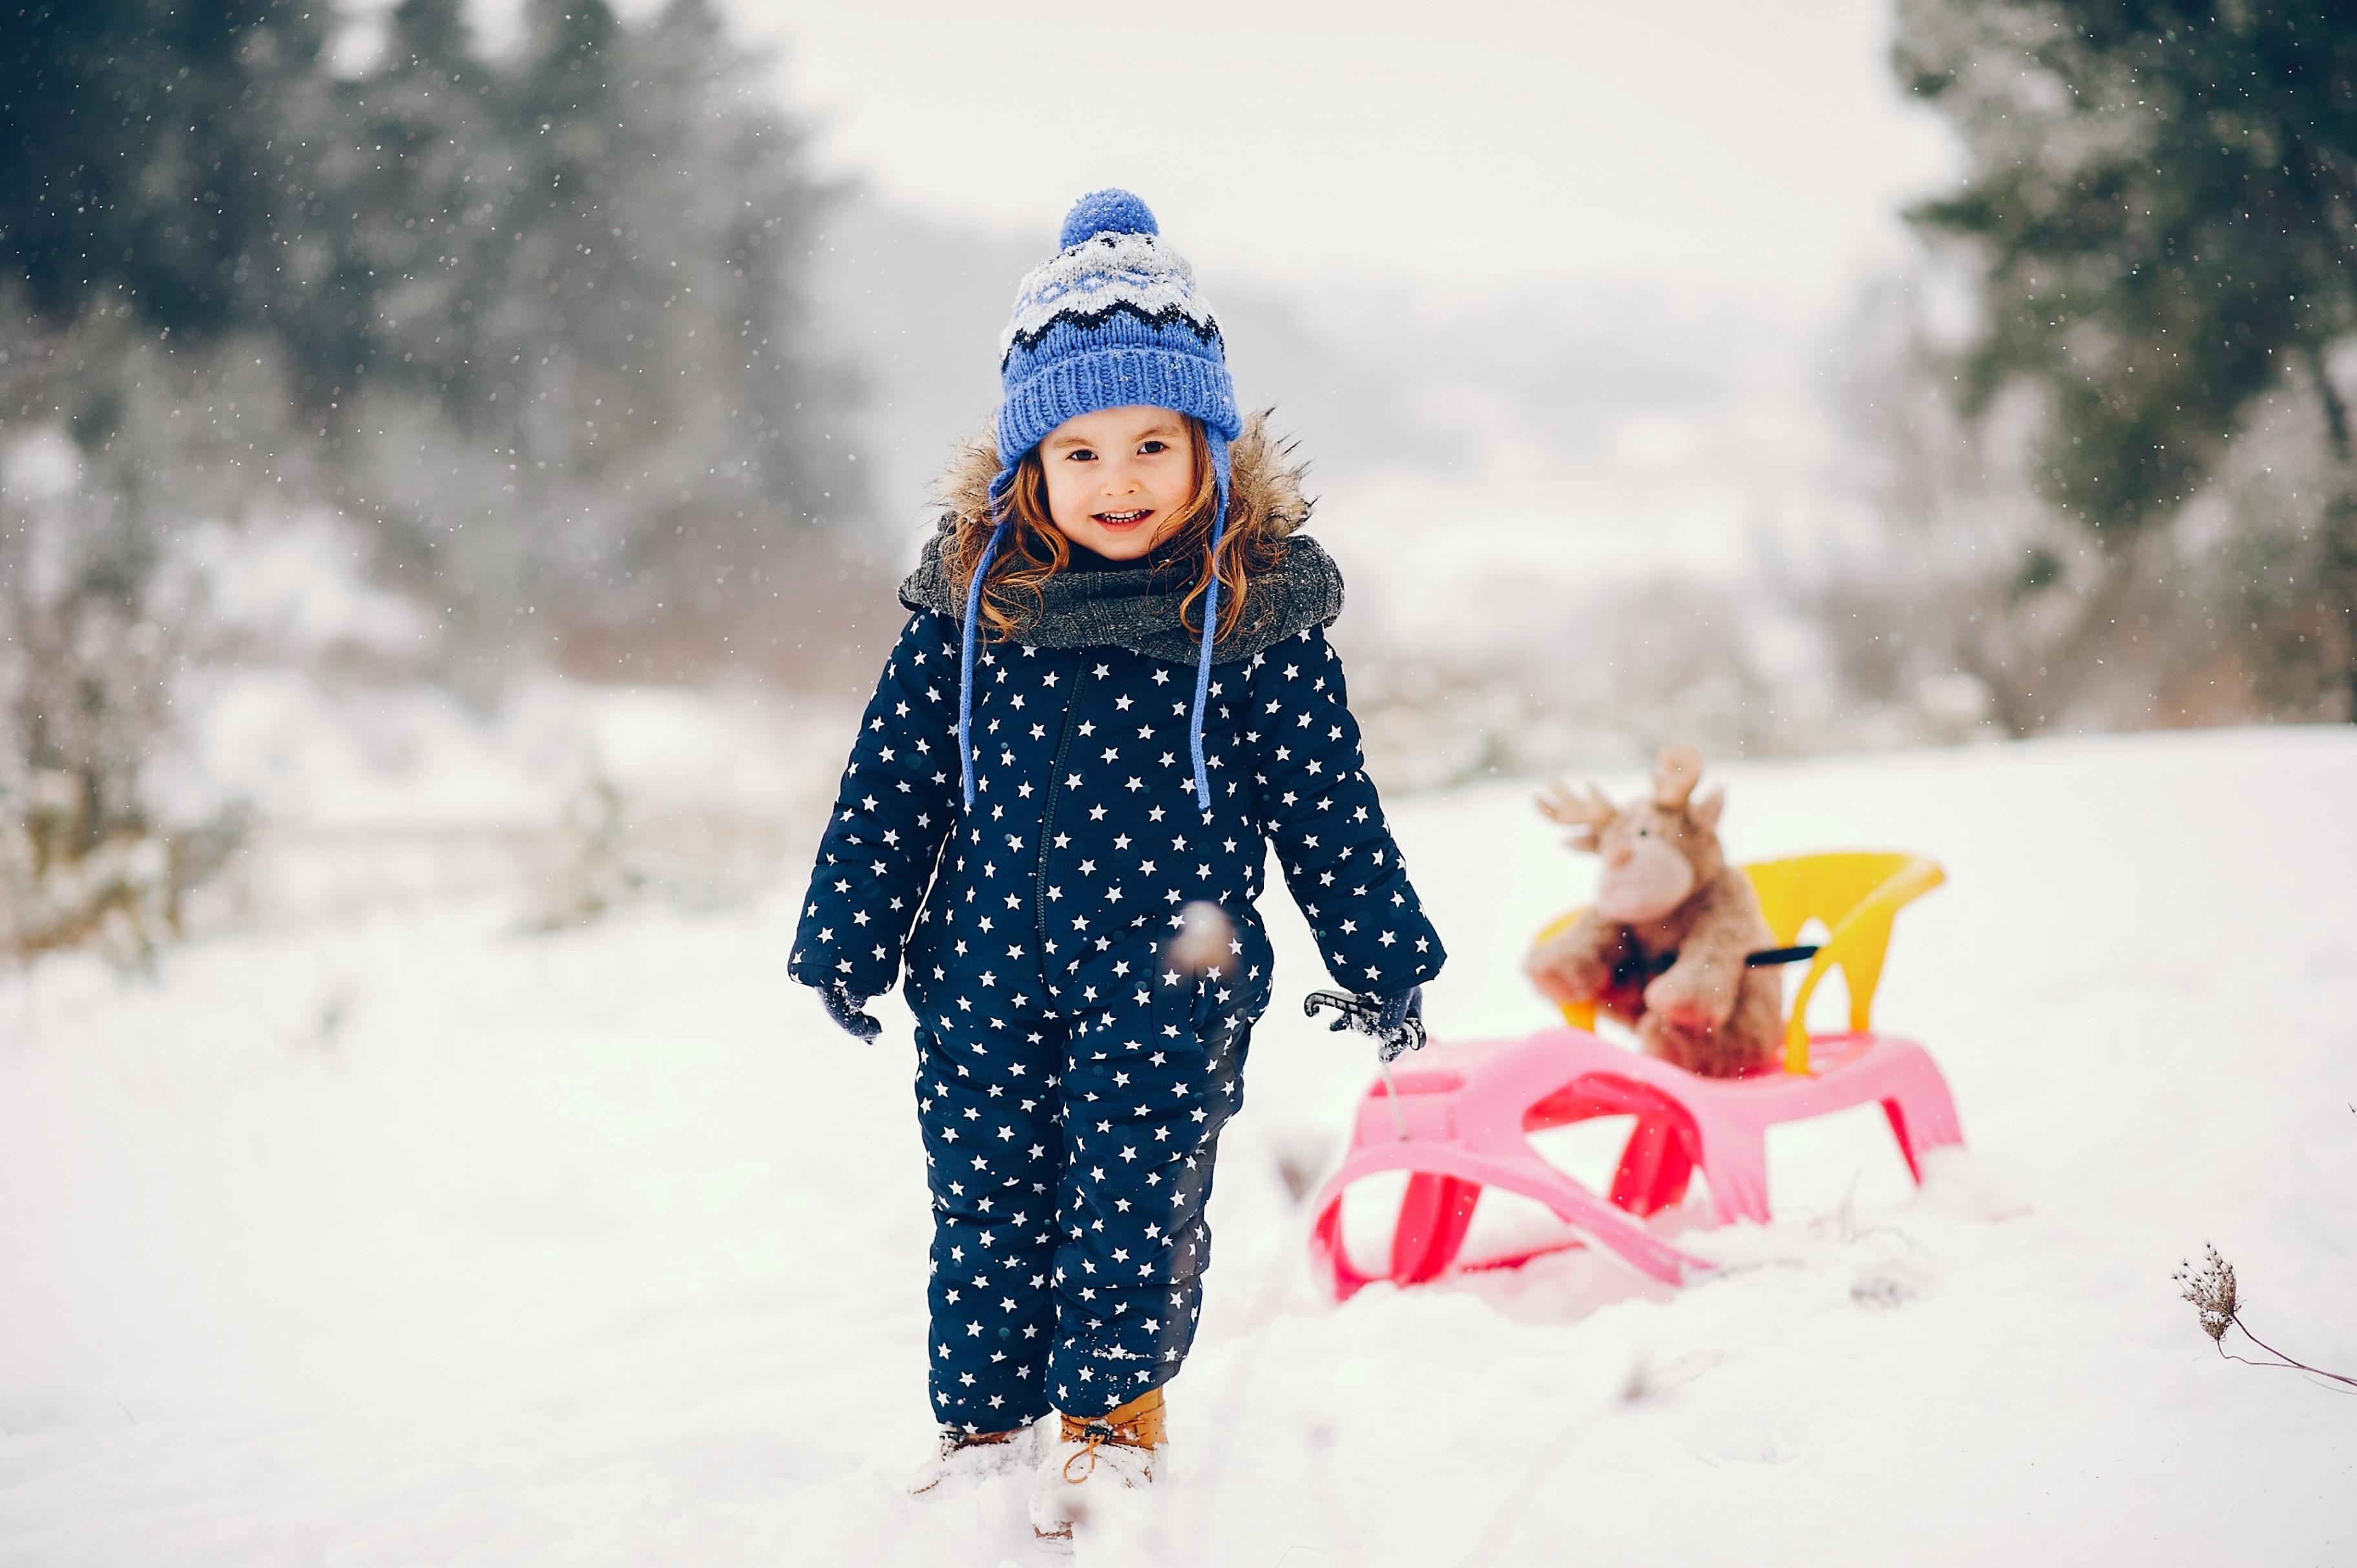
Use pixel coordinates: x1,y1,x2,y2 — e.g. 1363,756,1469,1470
950,415,1291,646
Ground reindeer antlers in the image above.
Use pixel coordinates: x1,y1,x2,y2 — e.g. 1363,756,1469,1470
1535,778,1616,830
1652,743,1703,811
1538,744,1708,851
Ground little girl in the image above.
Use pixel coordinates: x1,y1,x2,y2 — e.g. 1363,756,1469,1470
790,189,1445,1542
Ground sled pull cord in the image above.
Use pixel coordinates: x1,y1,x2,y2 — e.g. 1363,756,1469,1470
1375,1056,1408,1141
1304,988,1421,1140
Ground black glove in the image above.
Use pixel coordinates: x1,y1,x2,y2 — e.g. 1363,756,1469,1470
1369,985,1426,1061
1304,985,1427,1062
814,980,881,1042
1372,987,1423,1038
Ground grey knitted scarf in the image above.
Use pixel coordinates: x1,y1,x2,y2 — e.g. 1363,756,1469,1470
897,529,1345,665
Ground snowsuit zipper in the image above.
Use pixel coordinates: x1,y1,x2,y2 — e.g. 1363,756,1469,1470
1033,658,1083,995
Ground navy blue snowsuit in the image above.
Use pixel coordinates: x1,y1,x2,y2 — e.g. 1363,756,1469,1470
790,582,1445,1427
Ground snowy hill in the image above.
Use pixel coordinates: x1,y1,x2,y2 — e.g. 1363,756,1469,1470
3,728,2352,1565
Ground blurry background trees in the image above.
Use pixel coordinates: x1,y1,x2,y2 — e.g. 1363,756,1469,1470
5,0,2356,962
1,0,857,955
1858,0,2357,729
3,0,855,665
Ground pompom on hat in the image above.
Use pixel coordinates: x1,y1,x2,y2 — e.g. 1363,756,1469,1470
959,189,1243,813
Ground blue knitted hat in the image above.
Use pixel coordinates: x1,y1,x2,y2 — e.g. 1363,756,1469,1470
992,189,1242,475
959,190,1243,815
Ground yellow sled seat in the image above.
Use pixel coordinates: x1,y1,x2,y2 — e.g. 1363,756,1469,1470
1536,851,1945,1076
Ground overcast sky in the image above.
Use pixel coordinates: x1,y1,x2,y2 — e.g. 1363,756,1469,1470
444,0,1972,646
468,0,1963,317
732,0,1958,312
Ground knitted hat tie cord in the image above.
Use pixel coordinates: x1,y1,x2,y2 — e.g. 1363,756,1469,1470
1186,427,1233,813
957,512,1011,810
963,187,1244,820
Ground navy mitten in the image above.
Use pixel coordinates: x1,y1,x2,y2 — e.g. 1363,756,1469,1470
815,981,882,1042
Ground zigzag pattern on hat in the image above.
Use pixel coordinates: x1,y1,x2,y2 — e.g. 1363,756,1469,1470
999,231,1220,364
1003,298,1224,361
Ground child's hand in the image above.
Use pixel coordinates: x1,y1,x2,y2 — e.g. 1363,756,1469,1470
1369,986,1424,1051
1305,985,1426,1062
814,981,882,1042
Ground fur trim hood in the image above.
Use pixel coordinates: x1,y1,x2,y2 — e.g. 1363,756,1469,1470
898,410,1345,665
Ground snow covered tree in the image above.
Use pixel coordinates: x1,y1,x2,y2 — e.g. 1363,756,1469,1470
0,294,271,962
5,0,855,676
608,0,852,605
0,6,333,956
1895,0,2357,721
332,0,857,674
1,0,857,953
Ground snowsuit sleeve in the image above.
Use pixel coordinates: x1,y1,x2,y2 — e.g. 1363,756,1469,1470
1242,625,1446,994
788,611,961,1000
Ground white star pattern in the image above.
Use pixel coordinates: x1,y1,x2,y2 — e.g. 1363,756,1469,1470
790,613,1443,1426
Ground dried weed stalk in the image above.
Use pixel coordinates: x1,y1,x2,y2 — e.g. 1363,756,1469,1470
2175,1245,2356,1392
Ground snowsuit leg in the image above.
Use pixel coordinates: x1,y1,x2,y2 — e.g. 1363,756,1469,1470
914,1018,1067,1432
1045,928,1259,1417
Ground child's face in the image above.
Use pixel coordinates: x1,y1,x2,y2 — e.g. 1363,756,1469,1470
1037,406,1195,561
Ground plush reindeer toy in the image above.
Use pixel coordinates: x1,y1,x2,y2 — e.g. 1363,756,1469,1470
1523,744,1783,1078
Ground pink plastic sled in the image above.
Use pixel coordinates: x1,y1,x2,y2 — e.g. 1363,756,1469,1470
1308,852,1964,1297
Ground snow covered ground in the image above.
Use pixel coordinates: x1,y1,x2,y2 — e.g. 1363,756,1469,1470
3,727,2353,1565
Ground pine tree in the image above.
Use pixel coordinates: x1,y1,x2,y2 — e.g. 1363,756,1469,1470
1897,0,2357,718
343,0,499,399
600,0,852,618
6,0,859,689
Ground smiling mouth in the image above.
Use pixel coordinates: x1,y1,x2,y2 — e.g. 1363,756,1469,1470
1094,509,1152,527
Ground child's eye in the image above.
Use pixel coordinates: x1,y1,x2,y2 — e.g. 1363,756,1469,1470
1063,447,1096,462
1138,439,1168,455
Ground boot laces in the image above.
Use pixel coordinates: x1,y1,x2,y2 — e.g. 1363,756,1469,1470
1062,1419,1120,1483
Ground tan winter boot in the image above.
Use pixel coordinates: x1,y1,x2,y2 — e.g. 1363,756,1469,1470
904,1422,1043,1496
1029,1386,1165,1545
